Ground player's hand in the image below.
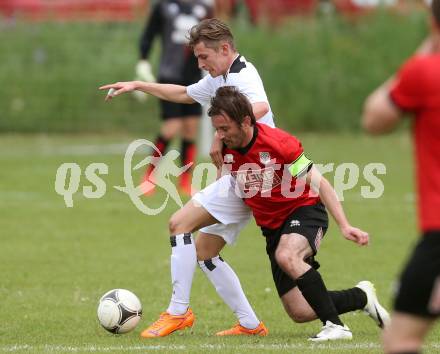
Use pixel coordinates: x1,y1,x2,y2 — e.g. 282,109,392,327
133,60,155,102
210,133,224,169
136,60,155,82
340,225,369,246
99,82,138,101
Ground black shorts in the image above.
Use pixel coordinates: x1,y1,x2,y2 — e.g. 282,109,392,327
394,231,440,318
261,202,328,297
158,78,202,120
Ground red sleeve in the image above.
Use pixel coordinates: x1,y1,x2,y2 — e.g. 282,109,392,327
281,134,304,163
390,56,426,112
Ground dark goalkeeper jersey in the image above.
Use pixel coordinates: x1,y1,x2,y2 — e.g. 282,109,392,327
223,123,321,229
139,0,213,83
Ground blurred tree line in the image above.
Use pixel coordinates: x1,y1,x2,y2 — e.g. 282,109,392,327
0,8,427,133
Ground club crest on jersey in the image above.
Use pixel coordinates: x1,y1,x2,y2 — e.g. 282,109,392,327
259,152,271,165
224,154,234,163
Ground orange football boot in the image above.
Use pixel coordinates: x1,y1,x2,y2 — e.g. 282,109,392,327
215,322,268,336
140,308,195,338
140,170,156,196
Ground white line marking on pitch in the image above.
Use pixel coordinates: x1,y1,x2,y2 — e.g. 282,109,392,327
1,343,439,352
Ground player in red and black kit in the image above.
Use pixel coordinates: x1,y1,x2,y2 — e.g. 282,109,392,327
362,1,440,352
137,0,213,195
208,86,388,341
133,86,389,340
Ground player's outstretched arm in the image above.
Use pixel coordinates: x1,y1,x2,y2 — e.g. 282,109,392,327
305,166,369,246
99,81,195,104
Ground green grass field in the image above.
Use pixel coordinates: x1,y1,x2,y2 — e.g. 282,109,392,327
1,132,439,353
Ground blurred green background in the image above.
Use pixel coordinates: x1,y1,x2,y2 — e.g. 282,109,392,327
0,9,427,133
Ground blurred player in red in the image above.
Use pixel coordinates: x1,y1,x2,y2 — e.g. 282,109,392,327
136,0,213,195
362,1,440,352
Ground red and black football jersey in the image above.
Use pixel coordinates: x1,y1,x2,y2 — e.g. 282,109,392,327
223,123,320,229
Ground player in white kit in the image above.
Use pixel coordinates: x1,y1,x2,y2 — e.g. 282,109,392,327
101,18,273,336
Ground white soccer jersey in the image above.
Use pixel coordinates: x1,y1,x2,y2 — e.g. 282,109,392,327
186,55,275,127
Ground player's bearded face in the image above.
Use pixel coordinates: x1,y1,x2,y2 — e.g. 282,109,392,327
212,114,247,149
194,42,229,78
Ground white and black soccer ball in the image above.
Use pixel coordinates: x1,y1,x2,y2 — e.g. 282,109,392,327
97,289,142,334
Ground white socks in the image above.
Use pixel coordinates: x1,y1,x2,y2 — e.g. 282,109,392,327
167,233,197,315
165,234,260,329
198,256,260,329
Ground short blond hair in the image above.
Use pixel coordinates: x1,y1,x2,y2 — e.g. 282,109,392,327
188,18,235,51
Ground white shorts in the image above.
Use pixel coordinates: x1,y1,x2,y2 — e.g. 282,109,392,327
192,175,252,245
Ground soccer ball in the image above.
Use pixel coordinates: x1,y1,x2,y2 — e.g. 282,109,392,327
97,289,142,334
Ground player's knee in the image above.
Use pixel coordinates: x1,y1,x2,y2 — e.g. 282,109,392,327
274,248,288,269
168,217,177,235
275,248,301,270
168,212,186,235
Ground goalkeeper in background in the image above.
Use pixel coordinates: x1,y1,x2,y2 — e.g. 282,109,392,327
135,0,214,195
